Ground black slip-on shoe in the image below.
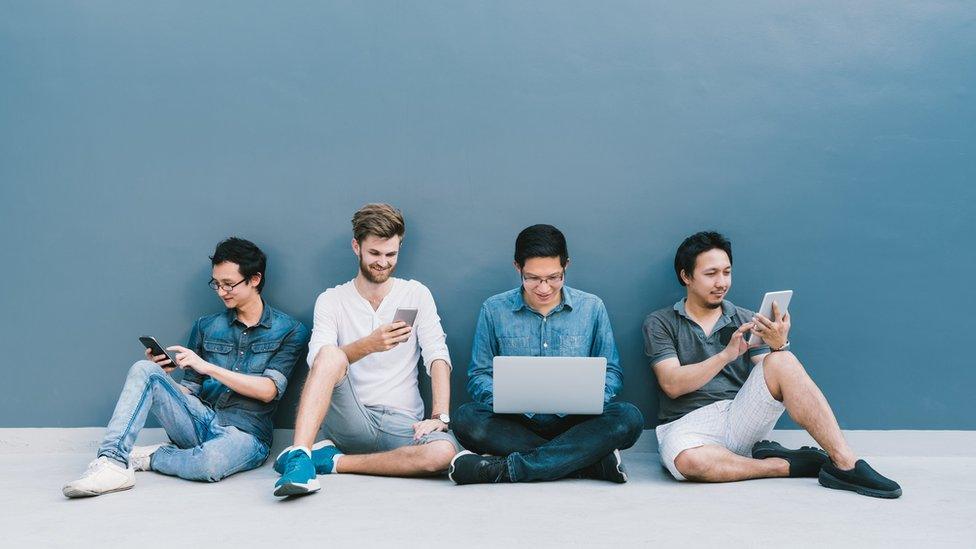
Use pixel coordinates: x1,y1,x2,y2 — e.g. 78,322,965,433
751,440,829,478
819,459,902,499
580,449,628,483
448,451,511,485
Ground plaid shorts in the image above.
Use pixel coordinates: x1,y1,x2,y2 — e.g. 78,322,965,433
656,361,785,480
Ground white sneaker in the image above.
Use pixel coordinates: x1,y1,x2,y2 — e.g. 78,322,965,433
62,457,135,498
130,444,168,471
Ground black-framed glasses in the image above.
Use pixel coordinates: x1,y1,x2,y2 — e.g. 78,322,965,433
521,272,565,288
209,278,248,293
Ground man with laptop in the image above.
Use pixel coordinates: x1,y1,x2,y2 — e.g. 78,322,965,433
273,203,461,497
643,231,901,498
449,224,644,484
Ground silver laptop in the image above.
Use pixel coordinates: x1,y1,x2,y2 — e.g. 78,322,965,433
492,356,607,415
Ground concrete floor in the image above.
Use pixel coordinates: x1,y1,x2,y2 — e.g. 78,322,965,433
1,428,974,548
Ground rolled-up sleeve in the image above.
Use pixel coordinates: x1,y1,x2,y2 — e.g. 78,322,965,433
592,300,622,404
416,285,451,375
643,314,678,365
180,320,204,395
306,291,339,368
262,321,310,400
466,304,497,406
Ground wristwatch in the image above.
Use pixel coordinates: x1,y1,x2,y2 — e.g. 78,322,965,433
771,340,791,352
434,413,450,425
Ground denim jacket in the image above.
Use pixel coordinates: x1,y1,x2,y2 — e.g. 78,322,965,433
466,286,623,407
181,301,310,448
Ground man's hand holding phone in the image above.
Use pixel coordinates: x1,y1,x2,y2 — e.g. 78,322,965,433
366,321,412,353
144,347,178,373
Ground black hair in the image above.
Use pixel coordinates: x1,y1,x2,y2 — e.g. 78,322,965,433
210,237,267,292
514,224,569,268
674,231,732,286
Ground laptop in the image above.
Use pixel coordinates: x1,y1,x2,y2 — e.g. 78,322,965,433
492,356,607,415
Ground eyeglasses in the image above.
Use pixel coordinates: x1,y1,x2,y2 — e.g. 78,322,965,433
521,272,565,288
209,278,248,293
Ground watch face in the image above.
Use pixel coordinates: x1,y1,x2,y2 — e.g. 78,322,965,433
438,413,450,424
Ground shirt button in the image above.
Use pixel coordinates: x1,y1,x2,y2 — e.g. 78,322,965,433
543,342,548,348
239,351,244,355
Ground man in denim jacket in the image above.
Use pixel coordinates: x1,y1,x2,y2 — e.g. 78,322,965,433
63,237,309,498
449,224,644,484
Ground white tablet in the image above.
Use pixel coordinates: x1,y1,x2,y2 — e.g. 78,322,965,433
748,290,793,346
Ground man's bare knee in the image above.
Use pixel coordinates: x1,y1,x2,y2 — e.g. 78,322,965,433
311,346,348,382
674,447,711,481
419,440,456,473
763,351,806,399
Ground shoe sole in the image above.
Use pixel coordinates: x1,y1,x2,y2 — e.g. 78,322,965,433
273,478,321,498
610,449,628,484
753,445,828,462
448,450,476,484
818,469,902,499
63,483,134,498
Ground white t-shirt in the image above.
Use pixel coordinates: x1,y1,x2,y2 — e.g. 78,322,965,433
306,278,452,419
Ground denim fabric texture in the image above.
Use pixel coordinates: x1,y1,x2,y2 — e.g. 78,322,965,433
181,302,310,447
98,360,269,481
466,286,623,408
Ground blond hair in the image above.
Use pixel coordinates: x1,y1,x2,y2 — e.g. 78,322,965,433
351,203,405,243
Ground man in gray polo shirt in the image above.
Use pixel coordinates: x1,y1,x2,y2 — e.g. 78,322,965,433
643,231,901,498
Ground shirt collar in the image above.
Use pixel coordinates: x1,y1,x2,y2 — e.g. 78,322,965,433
510,287,574,313
673,298,735,321
227,299,272,329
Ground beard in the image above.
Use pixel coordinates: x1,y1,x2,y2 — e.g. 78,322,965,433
359,256,396,283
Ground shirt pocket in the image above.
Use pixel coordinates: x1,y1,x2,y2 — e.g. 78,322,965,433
202,339,234,368
498,335,534,356
248,339,283,373
554,333,589,356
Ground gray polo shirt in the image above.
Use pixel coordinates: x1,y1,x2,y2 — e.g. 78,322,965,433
642,299,770,424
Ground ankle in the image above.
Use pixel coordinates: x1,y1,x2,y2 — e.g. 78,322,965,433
831,452,857,470
765,456,790,477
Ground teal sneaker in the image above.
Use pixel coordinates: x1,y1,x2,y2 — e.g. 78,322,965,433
273,440,342,475
273,448,320,497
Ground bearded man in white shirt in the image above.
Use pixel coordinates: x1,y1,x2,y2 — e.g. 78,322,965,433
273,203,459,497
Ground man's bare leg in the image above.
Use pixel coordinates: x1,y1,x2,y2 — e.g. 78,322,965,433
674,444,789,482
336,440,456,477
293,346,348,449
762,352,857,469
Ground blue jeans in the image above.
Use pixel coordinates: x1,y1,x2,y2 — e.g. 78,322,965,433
97,360,269,482
453,401,644,482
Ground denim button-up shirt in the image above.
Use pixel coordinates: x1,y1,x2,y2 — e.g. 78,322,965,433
466,286,623,409
180,301,310,448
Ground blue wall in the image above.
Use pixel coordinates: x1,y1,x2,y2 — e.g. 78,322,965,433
2,2,973,429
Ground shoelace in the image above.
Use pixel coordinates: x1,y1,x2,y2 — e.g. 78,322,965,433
284,453,309,476
477,458,507,483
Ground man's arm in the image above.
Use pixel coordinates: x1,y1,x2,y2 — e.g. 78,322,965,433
466,304,497,406
592,300,623,403
652,322,753,399
168,345,279,403
255,320,311,401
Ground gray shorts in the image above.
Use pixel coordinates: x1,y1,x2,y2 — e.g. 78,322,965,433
322,375,461,455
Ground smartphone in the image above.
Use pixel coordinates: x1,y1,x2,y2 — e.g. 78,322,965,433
392,308,419,327
139,336,180,367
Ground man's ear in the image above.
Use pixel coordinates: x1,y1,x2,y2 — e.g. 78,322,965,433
513,260,521,274
352,238,361,257
249,272,263,287
679,269,692,285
